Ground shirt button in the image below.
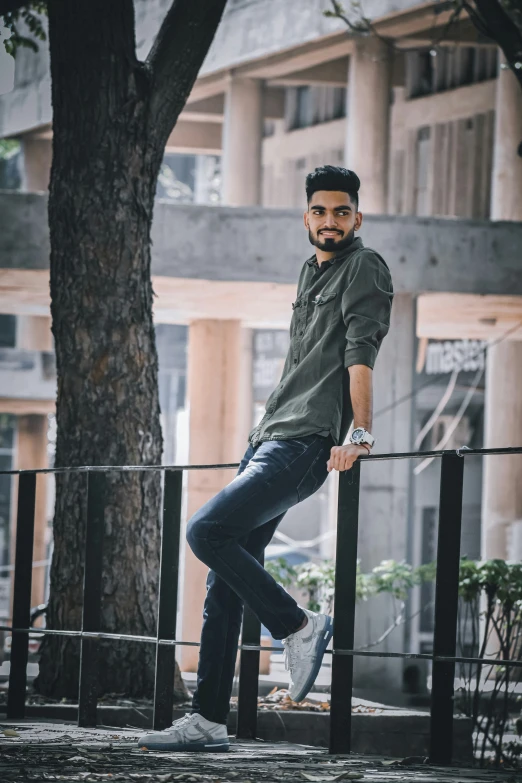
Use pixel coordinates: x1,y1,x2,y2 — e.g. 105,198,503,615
299,331,304,336
293,359,298,364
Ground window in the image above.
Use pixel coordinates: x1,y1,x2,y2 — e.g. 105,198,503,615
414,127,431,216
406,46,498,99
296,86,313,129
286,86,347,131
0,315,16,348
0,414,15,573
419,506,437,633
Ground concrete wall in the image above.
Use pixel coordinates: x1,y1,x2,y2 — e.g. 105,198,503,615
198,0,419,76
262,119,345,208
1,193,522,296
353,293,415,694
389,81,496,218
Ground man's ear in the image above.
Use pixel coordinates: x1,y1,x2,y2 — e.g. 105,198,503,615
303,210,310,229
355,211,363,231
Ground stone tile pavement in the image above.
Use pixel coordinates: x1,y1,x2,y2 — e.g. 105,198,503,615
0,720,519,783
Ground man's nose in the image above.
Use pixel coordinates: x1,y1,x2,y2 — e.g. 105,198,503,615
323,214,338,227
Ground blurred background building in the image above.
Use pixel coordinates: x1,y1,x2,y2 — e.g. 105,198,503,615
0,0,521,701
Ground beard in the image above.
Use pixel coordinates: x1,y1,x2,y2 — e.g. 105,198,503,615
308,227,355,253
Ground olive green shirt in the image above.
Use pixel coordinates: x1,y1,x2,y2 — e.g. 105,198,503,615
248,236,393,447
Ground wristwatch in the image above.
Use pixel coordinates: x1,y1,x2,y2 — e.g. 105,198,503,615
349,428,375,451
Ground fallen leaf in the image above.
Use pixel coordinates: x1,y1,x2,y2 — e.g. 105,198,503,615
2,729,20,737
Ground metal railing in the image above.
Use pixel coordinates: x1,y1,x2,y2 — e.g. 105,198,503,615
1,445,522,764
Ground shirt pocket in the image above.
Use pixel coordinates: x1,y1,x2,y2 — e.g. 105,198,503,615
309,291,338,334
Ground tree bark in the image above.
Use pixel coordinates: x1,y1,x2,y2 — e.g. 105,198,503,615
35,0,227,699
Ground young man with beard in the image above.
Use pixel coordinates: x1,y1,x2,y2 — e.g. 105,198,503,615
138,165,393,752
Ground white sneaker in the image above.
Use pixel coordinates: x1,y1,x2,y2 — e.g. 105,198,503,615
137,712,229,752
283,608,333,703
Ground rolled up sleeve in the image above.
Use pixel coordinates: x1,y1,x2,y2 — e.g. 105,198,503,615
341,251,393,369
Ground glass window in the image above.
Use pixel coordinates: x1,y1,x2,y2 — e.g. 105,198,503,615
0,315,16,349
415,126,431,216
0,414,14,450
407,46,497,99
296,86,313,128
287,86,346,130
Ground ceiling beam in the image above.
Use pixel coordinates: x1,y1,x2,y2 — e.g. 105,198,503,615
269,57,348,87
165,119,222,155
417,293,522,341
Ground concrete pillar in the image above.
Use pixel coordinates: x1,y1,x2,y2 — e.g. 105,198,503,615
491,52,522,221
353,293,415,694
179,320,252,671
17,316,53,351
481,341,522,560
21,136,52,192
345,37,391,214
10,415,49,617
222,77,263,206
483,51,522,560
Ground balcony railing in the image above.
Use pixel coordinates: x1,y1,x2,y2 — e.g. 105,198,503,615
1,445,522,763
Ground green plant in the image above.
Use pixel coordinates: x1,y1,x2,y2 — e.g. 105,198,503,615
1,3,47,57
0,139,20,159
454,559,522,767
268,554,522,767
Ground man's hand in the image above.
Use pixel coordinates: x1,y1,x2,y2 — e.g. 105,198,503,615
327,443,369,473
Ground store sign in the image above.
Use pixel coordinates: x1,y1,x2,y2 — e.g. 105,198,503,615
424,339,487,375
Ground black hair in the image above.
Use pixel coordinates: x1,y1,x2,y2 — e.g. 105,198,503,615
305,165,360,210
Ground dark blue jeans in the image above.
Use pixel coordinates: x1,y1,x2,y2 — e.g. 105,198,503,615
186,433,333,725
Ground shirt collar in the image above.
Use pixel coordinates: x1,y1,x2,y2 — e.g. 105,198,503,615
306,236,364,271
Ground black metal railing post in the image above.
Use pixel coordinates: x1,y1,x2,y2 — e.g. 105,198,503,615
330,461,361,754
78,471,106,727
153,469,183,730
237,550,264,740
7,472,37,719
236,604,261,739
430,452,464,765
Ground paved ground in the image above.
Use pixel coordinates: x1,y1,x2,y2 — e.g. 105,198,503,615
0,721,520,783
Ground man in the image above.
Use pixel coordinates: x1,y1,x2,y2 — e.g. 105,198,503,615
138,165,393,752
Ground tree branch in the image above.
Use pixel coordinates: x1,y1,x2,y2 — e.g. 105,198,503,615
146,0,228,147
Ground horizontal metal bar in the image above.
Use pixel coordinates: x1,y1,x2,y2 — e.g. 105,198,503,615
2,625,521,668
0,446,521,476
331,650,522,667
0,463,241,477
0,625,199,646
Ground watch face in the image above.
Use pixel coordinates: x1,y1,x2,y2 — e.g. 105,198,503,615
352,428,364,443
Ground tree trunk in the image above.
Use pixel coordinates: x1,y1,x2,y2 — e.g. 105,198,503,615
36,0,168,699
33,0,228,701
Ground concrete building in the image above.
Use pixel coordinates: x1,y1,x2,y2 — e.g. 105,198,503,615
0,0,521,698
